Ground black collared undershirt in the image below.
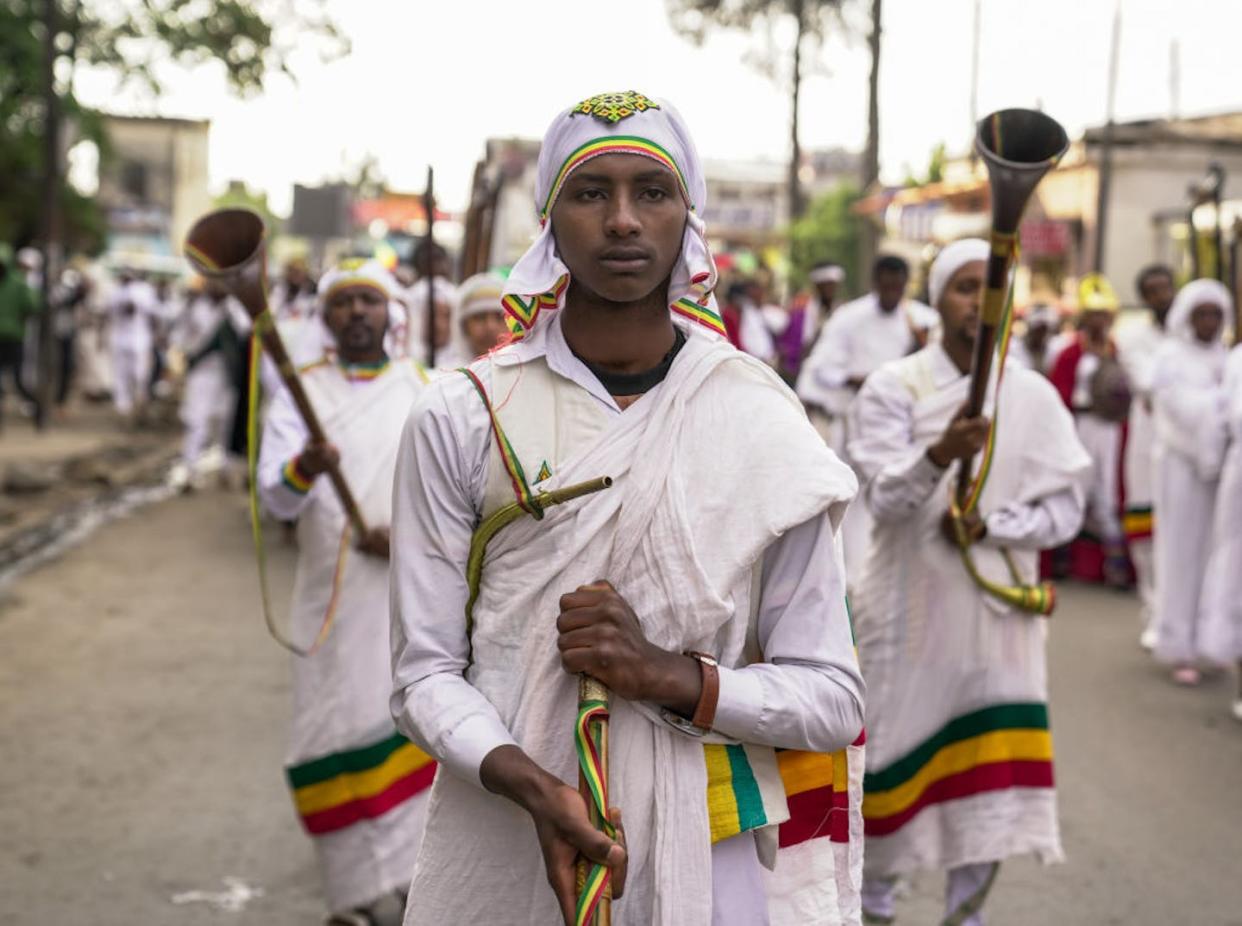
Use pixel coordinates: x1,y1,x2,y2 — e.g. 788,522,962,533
572,326,687,397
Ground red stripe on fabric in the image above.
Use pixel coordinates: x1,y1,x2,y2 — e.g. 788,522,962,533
863,759,1054,838
778,784,850,848
301,761,436,835
852,729,867,747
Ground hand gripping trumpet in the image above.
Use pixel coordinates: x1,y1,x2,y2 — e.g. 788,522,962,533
954,109,1068,616
184,208,369,537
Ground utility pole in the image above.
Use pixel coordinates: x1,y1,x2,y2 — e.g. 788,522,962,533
969,0,981,144
787,0,806,223
1169,38,1180,120
35,0,61,430
859,0,882,283
1092,0,1122,273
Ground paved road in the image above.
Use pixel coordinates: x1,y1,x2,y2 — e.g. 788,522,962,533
1,490,1240,925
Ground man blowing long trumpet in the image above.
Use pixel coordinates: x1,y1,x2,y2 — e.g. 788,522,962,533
848,240,1091,926
257,260,435,926
389,91,865,925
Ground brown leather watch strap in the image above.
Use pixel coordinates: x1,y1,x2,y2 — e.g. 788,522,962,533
686,651,720,732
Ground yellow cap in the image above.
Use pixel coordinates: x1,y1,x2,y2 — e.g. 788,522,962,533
1078,274,1120,313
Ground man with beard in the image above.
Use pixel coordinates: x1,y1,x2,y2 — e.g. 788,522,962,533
258,259,433,926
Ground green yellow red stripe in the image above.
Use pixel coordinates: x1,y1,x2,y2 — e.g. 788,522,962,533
281,456,314,494
706,743,769,843
286,732,435,835
863,703,1053,837
542,135,690,219
460,368,543,518
775,748,851,846
1123,507,1153,541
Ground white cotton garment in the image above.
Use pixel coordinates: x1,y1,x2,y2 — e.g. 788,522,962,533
402,329,857,926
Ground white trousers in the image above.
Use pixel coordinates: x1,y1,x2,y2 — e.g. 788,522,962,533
1130,537,1156,629
111,343,151,415
1076,415,1122,542
861,862,997,926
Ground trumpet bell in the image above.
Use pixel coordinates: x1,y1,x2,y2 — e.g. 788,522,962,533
184,208,269,318
976,109,1069,233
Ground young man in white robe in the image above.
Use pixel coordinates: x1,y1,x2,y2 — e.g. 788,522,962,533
1118,264,1175,648
390,91,866,926
1149,279,1233,687
1200,343,1242,719
848,239,1090,926
399,275,465,370
258,259,433,926
796,254,938,579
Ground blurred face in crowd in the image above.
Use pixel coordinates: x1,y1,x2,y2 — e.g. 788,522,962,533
550,153,687,305
1025,319,1052,352
285,263,309,289
1080,308,1114,343
1189,303,1224,343
937,260,985,353
324,284,388,361
814,279,839,306
463,310,508,358
430,298,452,349
874,268,907,312
1140,271,1175,318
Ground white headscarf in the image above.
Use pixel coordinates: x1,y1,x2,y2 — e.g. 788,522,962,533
501,91,723,341
314,258,403,356
808,263,845,285
928,238,990,308
457,272,506,322
1166,277,1234,344
404,275,467,367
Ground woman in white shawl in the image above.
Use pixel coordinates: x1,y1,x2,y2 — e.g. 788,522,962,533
1196,341,1242,717
1149,278,1233,686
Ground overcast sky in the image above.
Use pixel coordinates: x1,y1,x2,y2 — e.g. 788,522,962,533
73,0,1242,214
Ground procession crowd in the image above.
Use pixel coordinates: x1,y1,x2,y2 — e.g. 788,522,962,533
3,90,1240,926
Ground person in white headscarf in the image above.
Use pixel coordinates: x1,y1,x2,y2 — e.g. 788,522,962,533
1198,341,1242,719
849,238,1089,926
797,253,939,581
1148,278,1233,686
1008,303,1060,374
390,90,865,926
257,258,432,926
399,275,464,370
456,271,509,358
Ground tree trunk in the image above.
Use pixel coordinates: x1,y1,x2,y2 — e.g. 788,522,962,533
36,0,61,430
858,0,882,284
787,0,805,224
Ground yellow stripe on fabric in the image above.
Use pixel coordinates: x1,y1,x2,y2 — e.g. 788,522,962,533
776,750,836,797
862,729,1052,820
292,742,432,816
705,744,741,843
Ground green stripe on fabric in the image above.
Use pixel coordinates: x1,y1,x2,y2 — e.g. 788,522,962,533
725,744,768,832
864,703,1048,792
286,731,409,789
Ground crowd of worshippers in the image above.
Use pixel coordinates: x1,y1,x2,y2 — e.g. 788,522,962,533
0,245,512,490
133,91,1242,926
730,253,1240,716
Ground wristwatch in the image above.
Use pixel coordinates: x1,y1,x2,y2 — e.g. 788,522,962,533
659,651,720,737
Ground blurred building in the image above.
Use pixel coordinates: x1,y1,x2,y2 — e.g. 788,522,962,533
855,111,1242,306
96,114,211,273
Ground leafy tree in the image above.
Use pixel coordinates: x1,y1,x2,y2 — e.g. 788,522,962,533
0,0,345,252
667,0,852,222
214,179,282,231
788,181,862,291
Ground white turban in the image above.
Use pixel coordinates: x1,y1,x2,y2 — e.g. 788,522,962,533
1024,304,1060,328
501,90,723,341
318,258,398,307
315,258,401,353
1166,277,1234,343
456,272,506,321
928,238,990,309
809,264,845,285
